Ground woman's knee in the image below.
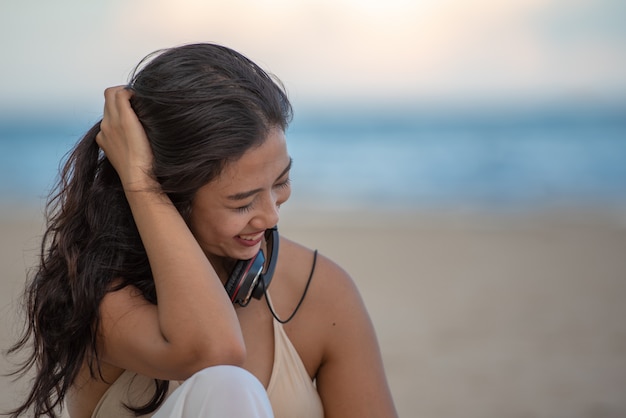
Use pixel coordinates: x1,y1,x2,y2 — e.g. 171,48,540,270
189,365,265,394
154,366,273,417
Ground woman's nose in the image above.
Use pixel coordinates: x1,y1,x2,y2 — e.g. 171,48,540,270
267,198,281,226
253,196,280,229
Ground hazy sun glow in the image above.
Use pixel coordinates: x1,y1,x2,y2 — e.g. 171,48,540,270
1,0,624,109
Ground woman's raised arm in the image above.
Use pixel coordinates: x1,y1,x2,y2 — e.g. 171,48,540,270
95,86,245,380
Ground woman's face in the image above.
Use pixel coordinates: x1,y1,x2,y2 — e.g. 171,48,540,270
189,126,291,262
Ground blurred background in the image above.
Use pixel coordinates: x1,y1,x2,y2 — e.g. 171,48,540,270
1,1,625,417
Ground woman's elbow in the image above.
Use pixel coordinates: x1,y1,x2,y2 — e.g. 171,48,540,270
177,336,246,378
208,337,247,366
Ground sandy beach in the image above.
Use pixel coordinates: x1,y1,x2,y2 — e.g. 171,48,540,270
2,206,626,417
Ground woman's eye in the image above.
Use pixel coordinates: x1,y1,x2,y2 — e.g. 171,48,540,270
235,202,254,213
276,178,291,189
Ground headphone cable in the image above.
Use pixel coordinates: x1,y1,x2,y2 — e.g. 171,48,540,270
263,249,318,324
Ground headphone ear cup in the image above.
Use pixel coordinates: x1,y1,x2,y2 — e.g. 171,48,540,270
224,260,247,301
224,227,278,305
252,227,279,300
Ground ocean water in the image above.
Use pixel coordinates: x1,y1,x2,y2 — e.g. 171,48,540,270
1,104,625,212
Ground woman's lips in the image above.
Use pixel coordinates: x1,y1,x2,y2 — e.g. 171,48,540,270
235,231,264,247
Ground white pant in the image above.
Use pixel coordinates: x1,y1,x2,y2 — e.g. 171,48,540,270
153,366,274,418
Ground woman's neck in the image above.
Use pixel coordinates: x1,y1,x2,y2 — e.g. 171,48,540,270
206,254,236,285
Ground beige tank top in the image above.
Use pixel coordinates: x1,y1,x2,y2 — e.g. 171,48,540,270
90,318,323,418
266,318,324,418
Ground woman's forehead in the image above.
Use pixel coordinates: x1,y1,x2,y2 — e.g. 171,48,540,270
204,128,289,192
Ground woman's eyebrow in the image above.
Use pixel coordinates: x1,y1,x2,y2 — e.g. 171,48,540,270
227,157,292,201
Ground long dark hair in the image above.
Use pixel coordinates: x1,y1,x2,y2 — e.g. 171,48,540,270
7,43,292,417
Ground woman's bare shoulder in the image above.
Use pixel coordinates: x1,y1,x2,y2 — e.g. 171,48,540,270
278,238,397,417
273,236,367,373
277,236,365,328
278,236,357,299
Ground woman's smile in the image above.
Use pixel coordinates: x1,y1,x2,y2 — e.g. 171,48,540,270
235,231,265,247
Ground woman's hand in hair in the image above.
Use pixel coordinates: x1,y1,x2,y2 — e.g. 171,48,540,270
96,86,155,191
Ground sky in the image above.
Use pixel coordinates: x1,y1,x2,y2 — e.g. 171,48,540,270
1,0,625,115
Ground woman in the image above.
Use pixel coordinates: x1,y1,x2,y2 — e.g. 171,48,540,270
9,43,397,418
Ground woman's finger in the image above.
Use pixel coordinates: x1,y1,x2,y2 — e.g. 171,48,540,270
96,85,155,188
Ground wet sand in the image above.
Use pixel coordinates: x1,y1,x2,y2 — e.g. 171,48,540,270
2,206,626,417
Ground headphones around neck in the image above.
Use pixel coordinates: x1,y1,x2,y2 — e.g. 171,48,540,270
224,226,279,307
